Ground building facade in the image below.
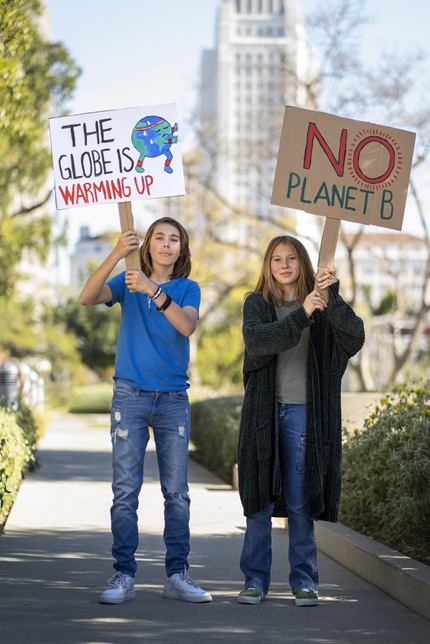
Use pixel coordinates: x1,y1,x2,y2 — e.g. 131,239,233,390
337,232,429,312
200,0,314,224
335,231,430,388
69,226,118,293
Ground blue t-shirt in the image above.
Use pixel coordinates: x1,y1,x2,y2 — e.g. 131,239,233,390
106,273,200,392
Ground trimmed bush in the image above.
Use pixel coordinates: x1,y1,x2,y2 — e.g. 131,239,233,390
0,408,32,531
340,383,430,545
15,400,44,472
68,383,113,413
190,396,243,484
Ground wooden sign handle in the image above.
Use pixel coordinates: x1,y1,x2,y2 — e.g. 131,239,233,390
314,217,341,302
118,201,141,270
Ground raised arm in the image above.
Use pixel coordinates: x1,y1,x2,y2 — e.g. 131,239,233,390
79,231,140,306
124,270,199,337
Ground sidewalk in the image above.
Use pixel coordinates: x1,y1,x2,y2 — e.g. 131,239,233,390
0,413,429,644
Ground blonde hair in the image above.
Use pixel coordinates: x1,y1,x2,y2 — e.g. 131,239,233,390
254,235,315,306
139,217,191,279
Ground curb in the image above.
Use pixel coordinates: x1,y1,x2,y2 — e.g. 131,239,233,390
233,464,430,621
315,521,430,622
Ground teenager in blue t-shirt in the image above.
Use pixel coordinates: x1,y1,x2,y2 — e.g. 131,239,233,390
79,216,212,605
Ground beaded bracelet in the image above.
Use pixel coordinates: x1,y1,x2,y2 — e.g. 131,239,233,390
150,286,162,300
156,295,173,312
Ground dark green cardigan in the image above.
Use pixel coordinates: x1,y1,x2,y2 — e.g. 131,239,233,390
237,282,365,522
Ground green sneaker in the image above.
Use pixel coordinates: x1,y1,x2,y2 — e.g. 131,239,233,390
294,588,319,606
237,587,263,604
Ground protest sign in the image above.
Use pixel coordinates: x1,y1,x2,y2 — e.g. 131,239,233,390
271,106,416,230
271,106,416,298
49,103,185,269
49,103,184,210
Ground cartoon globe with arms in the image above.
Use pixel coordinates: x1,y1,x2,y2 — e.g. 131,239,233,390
131,115,178,174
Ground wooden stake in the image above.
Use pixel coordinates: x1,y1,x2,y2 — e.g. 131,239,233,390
314,217,341,302
118,201,141,270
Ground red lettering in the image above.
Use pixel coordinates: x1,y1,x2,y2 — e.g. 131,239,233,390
92,181,108,200
145,175,153,194
111,178,123,200
353,136,395,184
57,176,134,206
75,183,89,203
121,176,132,198
304,123,347,177
134,174,153,195
58,184,76,205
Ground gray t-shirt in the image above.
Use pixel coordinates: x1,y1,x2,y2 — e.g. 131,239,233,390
275,300,310,404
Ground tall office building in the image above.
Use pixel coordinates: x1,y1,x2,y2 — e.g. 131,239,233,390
200,0,314,228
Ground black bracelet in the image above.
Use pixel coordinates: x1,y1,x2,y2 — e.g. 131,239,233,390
156,295,172,312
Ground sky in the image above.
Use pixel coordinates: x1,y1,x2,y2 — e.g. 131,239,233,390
45,0,430,280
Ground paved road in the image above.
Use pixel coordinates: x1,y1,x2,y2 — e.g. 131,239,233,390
0,413,429,644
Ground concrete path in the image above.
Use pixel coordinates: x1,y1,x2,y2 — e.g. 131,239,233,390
0,413,429,644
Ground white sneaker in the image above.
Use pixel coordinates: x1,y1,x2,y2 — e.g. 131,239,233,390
163,569,212,603
99,571,136,604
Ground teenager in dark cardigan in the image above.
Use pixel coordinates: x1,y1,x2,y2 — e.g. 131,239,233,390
237,235,365,607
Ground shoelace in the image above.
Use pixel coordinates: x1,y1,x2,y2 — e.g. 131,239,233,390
179,571,199,587
108,573,125,588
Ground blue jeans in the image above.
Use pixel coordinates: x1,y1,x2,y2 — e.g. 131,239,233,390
109,380,191,577
240,404,318,596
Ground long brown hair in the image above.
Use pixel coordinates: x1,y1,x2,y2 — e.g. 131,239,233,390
139,217,192,279
254,235,315,306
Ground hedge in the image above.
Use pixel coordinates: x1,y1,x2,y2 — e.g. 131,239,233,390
340,383,430,543
0,408,32,531
190,396,243,484
68,383,113,413
190,386,430,563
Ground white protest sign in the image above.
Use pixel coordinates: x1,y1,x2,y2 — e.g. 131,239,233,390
49,103,185,210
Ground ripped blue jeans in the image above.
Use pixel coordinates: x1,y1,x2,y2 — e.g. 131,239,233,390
109,380,191,577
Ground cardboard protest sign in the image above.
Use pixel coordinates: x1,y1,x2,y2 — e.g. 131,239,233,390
49,103,185,211
271,106,416,232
